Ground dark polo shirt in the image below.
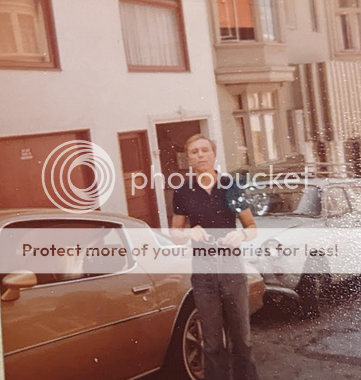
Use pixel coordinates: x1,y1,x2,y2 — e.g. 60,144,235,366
173,176,238,230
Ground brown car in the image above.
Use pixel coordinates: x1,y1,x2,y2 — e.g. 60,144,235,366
0,209,264,380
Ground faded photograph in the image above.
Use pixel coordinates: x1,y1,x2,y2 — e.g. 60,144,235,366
1,0,361,380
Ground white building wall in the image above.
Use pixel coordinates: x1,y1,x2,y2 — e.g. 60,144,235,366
0,0,224,222
285,0,331,64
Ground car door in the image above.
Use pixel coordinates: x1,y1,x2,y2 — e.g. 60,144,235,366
1,218,165,380
323,186,359,279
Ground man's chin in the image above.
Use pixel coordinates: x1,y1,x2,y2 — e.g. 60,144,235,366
196,167,212,173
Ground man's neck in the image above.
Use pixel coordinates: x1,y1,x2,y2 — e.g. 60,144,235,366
195,169,217,190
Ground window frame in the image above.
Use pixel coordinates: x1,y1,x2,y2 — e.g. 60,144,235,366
286,109,299,154
2,218,136,286
347,184,361,212
333,0,361,53
118,0,189,73
213,0,283,44
323,186,352,217
0,0,60,70
232,86,283,167
309,0,319,32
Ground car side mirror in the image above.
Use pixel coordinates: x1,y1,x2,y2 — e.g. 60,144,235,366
1,270,37,302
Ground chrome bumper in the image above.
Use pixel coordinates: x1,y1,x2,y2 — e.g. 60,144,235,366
265,285,300,301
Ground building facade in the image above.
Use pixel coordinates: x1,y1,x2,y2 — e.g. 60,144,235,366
207,0,361,177
0,0,226,228
2,0,361,229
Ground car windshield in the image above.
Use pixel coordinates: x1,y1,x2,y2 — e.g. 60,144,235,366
247,184,321,217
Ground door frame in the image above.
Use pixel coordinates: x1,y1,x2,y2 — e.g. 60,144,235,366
147,111,221,229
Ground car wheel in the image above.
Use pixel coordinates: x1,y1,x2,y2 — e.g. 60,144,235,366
163,298,205,380
182,307,204,380
297,272,332,319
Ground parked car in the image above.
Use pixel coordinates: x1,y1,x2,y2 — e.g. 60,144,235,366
0,209,265,380
243,177,361,316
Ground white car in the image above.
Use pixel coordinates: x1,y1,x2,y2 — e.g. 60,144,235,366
243,177,361,317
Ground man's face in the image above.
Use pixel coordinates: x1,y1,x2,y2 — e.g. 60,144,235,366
187,139,216,173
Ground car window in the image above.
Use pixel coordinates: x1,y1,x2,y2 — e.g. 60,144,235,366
2,219,133,286
324,187,351,217
247,185,321,217
347,185,361,213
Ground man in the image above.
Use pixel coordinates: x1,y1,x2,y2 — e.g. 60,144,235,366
171,134,260,380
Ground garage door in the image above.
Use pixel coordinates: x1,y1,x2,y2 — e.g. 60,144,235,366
0,130,96,209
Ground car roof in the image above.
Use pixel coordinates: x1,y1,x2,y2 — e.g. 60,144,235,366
0,208,148,228
247,177,361,189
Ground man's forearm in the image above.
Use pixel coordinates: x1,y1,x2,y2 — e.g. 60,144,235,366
170,229,190,245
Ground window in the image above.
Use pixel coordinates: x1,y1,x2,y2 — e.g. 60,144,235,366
309,0,319,32
335,0,361,51
118,0,188,72
348,185,361,212
216,0,279,42
286,110,297,153
0,0,59,69
217,0,255,41
259,0,278,41
235,117,250,165
324,187,351,216
234,91,280,165
248,185,322,217
3,219,133,285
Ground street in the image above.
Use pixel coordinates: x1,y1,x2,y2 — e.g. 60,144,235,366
145,279,361,380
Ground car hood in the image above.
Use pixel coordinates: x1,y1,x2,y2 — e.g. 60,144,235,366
254,215,312,229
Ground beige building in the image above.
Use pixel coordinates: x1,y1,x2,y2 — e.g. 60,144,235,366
0,0,227,228
207,0,361,177
1,0,361,228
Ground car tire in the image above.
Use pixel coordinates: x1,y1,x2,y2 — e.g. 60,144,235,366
296,254,332,319
296,272,332,319
262,292,300,320
162,297,204,380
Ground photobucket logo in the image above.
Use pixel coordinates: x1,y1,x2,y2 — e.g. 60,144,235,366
131,165,310,195
42,140,115,214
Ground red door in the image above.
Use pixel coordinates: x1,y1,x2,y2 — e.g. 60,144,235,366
119,131,159,228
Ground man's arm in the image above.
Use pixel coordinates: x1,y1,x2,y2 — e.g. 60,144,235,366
222,208,257,247
239,208,257,241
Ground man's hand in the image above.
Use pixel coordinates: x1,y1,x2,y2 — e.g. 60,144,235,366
222,230,246,248
185,225,210,242
171,214,210,244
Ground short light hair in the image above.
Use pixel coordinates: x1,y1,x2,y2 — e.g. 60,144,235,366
184,134,217,155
